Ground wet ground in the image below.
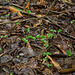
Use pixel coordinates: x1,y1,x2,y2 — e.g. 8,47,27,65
0,0,75,75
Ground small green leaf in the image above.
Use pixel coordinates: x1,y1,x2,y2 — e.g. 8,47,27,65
66,51,72,56
47,52,51,55
47,33,54,38
26,35,32,39
40,35,45,38
27,10,31,13
43,52,47,56
4,35,8,37
0,48,2,51
58,29,62,33
10,73,13,75
26,28,30,32
41,39,46,43
31,37,36,40
22,38,28,43
71,20,75,24
43,57,48,61
16,55,19,59
16,22,19,25
6,14,10,16
50,29,56,33
45,43,49,48
0,35,4,38
35,34,40,38
47,64,53,67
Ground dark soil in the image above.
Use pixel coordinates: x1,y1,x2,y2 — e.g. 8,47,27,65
0,0,75,75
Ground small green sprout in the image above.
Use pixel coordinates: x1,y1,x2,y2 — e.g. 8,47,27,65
50,29,57,33
58,29,62,33
47,64,53,67
71,20,75,24
41,39,46,43
43,52,51,56
0,48,2,51
40,35,45,38
0,35,4,38
10,73,13,75
16,55,20,59
27,10,31,13
35,34,40,38
43,57,48,61
4,35,8,37
26,28,30,32
6,14,10,17
22,38,28,43
66,51,72,56
45,43,49,48
47,33,54,38
0,35,8,38
26,35,36,40
16,22,19,25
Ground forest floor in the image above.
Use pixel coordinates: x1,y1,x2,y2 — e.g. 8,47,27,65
0,0,75,75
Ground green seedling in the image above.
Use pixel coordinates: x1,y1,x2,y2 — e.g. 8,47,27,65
41,39,46,43
40,35,45,38
4,35,8,37
6,14,10,16
71,20,75,24
47,64,53,67
58,29,62,33
16,22,19,25
45,43,49,48
50,29,57,33
26,28,30,32
0,35,8,38
27,10,31,13
66,51,72,56
47,33,54,38
16,55,20,59
35,34,40,38
0,48,2,51
22,38,28,43
10,73,13,75
43,52,51,56
26,35,36,40
43,57,48,61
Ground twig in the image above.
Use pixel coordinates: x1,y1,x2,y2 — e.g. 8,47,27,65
60,67,75,73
